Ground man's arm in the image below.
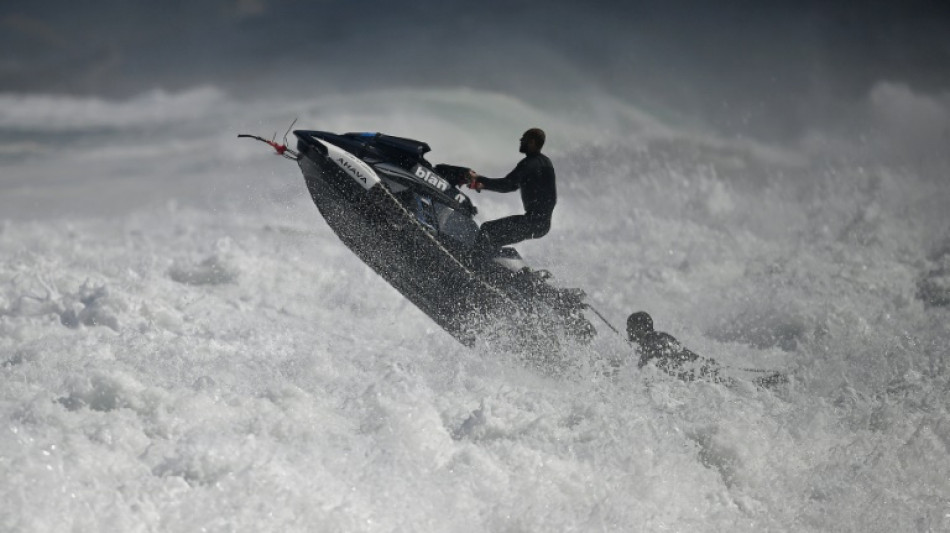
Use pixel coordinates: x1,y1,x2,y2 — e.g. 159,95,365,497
471,161,525,193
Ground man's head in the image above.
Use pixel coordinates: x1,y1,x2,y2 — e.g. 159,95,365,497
626,311,654,342
519,128,546,154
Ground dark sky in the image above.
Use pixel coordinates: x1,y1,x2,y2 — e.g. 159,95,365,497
3,0,949,141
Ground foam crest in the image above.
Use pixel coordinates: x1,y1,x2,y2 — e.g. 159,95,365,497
0,86,229,131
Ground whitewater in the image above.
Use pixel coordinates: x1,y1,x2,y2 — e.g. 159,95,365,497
2,86,949,532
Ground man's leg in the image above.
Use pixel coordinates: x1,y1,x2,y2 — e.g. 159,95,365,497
481,215,537,247
472,214,551,261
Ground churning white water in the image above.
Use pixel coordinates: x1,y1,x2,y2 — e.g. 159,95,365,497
2,87,949,532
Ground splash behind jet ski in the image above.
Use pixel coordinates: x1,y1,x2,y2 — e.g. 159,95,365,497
240,128,596,353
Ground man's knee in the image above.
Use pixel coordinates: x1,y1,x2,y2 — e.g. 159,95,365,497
531,226,549,239
528,216,551,239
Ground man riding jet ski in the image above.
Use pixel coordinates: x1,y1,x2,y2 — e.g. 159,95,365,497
459,128,556,261
241,126,594,350
239,126,788,383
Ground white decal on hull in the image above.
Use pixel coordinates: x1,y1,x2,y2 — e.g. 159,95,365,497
314,139,381,190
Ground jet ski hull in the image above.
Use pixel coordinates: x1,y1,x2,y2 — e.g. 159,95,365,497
293,130,595,354
296,155,493,345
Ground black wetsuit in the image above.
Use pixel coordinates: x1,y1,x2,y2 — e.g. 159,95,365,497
475,153,556,250
635,331,724,383
628,312,786,387
635,331,699,369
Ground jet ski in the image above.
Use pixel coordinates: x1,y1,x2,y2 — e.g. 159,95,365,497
239,128,597,353
239,128,790,384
